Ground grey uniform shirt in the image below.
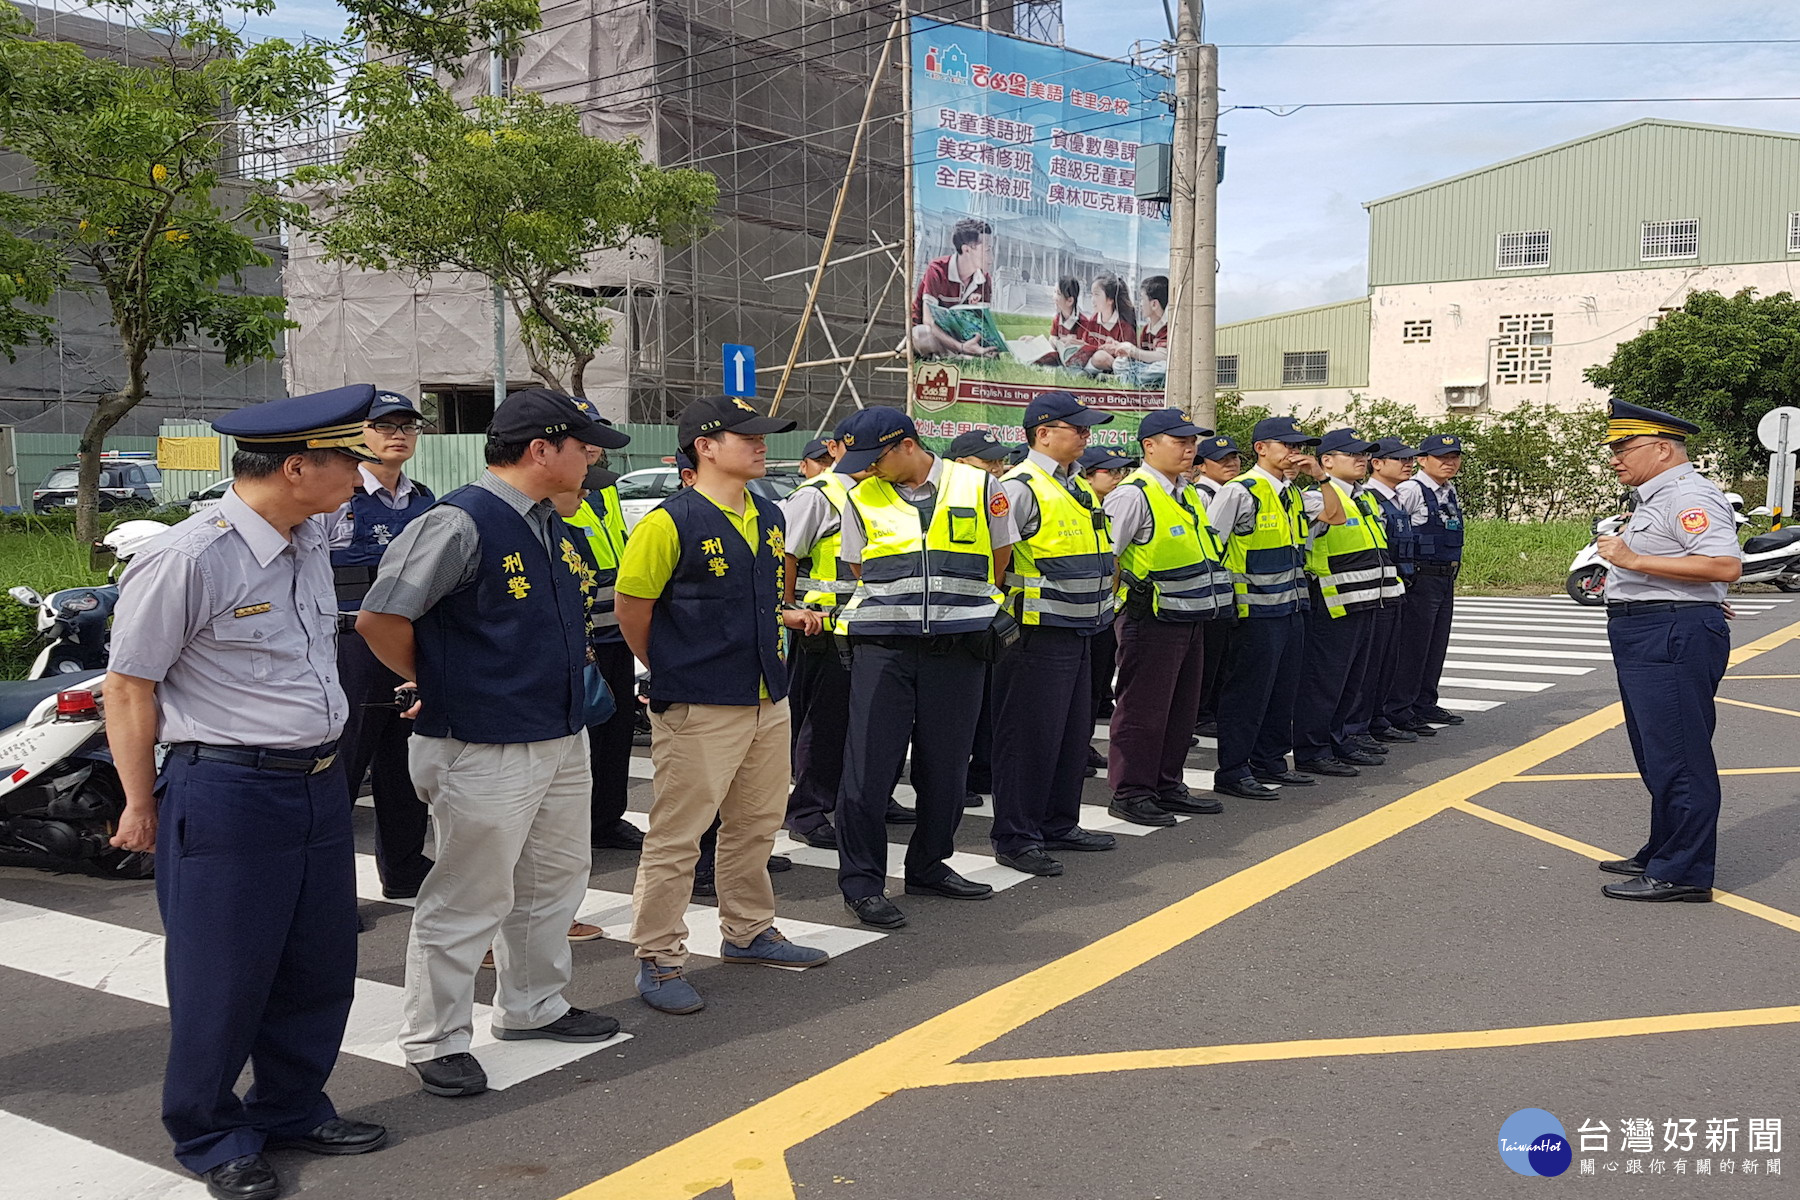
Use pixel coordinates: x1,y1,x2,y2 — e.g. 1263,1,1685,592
1104,464,1203,555
1604,462,1742,603
361,471,559,620
1366,476,1426,524
1395,475,1454,527
838,454,1019,564
781,478,842,559
1205,465,1322,545
1001,449,1092,541
109,487,347,749
321,466,421,550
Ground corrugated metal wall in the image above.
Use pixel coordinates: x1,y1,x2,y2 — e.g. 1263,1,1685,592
13,433,160,502
1368,120,1800,287
1215,298,1371,392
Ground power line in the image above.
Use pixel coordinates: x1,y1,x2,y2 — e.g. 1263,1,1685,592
1216,38,1800,49
1228,95,1800,115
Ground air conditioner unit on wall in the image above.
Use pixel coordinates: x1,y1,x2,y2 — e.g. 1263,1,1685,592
1444,382,1488,410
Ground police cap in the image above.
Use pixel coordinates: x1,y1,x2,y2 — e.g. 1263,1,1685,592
947,429,1010,460
213,384,383,463
1250,415,1320,446
1078,446,1135,472
1196,435,1241,462
1023,390,1114,429
491,388,631,449
1417,432,1464,457
1317,427,1378,456
800,437,833,462
1604,398,1701,446
1369,437,1419,460
1137,408,1211,441
834,406,918,474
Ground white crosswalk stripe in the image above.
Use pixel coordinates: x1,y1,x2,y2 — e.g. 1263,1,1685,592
0,1108,207,1200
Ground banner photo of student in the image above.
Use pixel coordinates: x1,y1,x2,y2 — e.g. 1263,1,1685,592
907,18,1174,451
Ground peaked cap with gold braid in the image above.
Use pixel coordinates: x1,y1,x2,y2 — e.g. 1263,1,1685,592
213,384,382,462
1604,398,1701,446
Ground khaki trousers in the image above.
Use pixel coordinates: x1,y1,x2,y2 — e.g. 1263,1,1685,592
398,732,592,1062
630,699,790,966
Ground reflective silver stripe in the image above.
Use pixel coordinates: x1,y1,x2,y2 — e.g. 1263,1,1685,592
1240,587,1304,606
1380,578,1406,599
1155,593,1230,613
798,577,856,594
857,575,994,599
1006,571,1043,587
1022,595,1117,618
1331,584,1386,607
591,611,621,628
592,585,617,603
841,603,995,626
1318,566,1386,588
1241,569,1303,587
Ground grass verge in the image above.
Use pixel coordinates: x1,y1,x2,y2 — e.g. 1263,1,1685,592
1457,518,1593,595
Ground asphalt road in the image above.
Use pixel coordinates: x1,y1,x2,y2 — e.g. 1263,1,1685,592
4,595,1798,1200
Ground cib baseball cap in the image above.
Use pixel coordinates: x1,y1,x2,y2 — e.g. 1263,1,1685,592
488,388,630,449
677,394,796,450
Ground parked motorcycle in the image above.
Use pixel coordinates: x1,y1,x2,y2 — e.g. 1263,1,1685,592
6,520,167,678
0,672,151,878
1565,494,1784,606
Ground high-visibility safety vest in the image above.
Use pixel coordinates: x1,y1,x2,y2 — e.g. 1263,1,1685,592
1002,458,1116,628
1304,479,1403,618
1222,470,1308,618
793,471,854,631
1115,466,1234,622
1414,480,1465,564
838,458,1002,637
566,485,626,633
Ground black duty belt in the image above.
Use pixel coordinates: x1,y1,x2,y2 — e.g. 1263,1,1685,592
850,633,976,654
170,741,340,774
336,611,360,634
1606,600,1721,620
1414,562,1461,577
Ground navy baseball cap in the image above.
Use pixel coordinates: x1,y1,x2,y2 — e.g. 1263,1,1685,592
1196,434,1241,462
1023,390,1114,429
674,451,695,472
1006,443,1030,466
1318,427,1378,456
801,437,833,462
1079,446,1135,472
366,390,427,423
490,388,631,449
947,429,1010,460
1418,432,1464,457
1369,437,1419,460
214,384,382,463
834,406,918,474
1250,415,1320,446
1137,408,1211,441
677,394,795,450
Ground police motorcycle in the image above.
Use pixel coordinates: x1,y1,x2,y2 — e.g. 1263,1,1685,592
6,520,167,678
1565,494,1780,606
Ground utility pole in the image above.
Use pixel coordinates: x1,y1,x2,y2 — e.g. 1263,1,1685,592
1191,38,1219,429
1163,0,1198,408
490,38,507,410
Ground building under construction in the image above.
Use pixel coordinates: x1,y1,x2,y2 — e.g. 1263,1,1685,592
287,0,1067,436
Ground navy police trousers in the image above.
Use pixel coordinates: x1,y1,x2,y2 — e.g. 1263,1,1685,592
990,625,1093,856
155,748,357,1174
1610,605,1731,888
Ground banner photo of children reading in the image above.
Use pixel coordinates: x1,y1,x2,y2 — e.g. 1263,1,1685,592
908,18,1174,450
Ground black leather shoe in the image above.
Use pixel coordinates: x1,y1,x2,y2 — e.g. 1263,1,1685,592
996,847,1064,876
1598,857,1645,876
963,792,984,808
1214,777,1280,801
885,801,918,824
1295,759,1359,777
495,1006,621,1043
1107,795,1177,826
203,1154,280,1200
591,819,645,851
1398,721,1438,737
767,855,792,873
268,1118,388,1156
412,1052,488,1097
1371,727,1418,743
1602,875,1712,902
1337,750,1384,767
692,870,716,898
845,894,908,928
1195,720,1218,737
1253,769,1317,786
1086,746,1107,770
1041,827,1119,850
380,884,420,901
1156,790,1224,815
797,824,839,850
904,871,995,900
1421,706,1465,725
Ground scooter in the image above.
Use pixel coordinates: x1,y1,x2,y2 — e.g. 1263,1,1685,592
6,520,168,678
1566,494,1782,606
0,671,151,878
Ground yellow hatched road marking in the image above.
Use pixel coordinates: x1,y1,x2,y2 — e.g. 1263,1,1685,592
1716,696,1800,719
1507,766,1800,781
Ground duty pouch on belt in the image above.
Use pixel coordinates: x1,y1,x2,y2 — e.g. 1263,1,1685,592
971,607,1021,663
833,632,855,670
1122,580,1154,621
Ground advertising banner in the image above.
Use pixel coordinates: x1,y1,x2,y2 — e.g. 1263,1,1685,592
908,19,1173,450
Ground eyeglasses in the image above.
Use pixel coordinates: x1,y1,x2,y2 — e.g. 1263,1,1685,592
366,422,422,436
1607,438,1663,461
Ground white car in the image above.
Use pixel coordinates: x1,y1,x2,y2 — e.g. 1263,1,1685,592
187,477,233,516
613,467,801,532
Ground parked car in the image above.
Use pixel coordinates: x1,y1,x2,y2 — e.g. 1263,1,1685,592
32,456,162,514
614,466,801,532
186,477,233,516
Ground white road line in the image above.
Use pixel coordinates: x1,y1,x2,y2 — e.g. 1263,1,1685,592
1449,632,1612,648
1452,619,1615,634
1437,643,1613,661
1442,660,1596,676
0,898,631,1091
1436,697,1503,712
0,1109,207,1200
1435,676,1554,693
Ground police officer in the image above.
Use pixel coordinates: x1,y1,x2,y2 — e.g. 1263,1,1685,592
783,436,854,848
833,407,1018,928
1078,445,1135,733
990,392,1120,875
1292,428,1402,776
1191,435,1242,737
358,387,626,1098
1391,433,1468,733
324,390,436,901
1357,437,1425,746
948,428,1013,478
1206,417,1344,800
106,387,390,1199
1103,409,1237,825
1594,401,1741,902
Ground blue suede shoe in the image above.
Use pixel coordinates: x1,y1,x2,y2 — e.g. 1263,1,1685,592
636,961,704,1014
720,928,830,968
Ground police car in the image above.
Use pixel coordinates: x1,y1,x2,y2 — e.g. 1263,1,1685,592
31,454,163,513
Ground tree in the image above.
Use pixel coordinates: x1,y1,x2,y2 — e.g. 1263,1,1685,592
1585,288,1800,480
296,76,718,397
0,0,332,542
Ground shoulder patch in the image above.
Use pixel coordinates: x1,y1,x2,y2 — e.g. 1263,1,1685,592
989,492,1010,517
1678,507,1710,534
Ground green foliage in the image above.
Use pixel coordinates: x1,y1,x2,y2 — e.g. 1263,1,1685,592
1458,518,1594,594
297,78,718,396
338,0,542,69
1585,288,1800,479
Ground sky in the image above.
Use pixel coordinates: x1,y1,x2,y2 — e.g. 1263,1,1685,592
48,0,1800,324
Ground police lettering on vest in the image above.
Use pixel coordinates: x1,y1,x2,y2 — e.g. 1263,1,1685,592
1003,458,1116,628
794,471,855,631
1305,480,1403,618
1222,472,1307,617
1115,467,1233,621
838,459,1001,637
330,483,434,610
413,486,588,742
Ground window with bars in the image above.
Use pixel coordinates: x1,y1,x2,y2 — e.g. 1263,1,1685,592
1789,212,1800,253
1495,230,1551,271
1216,354,1239,388
1641,219,1699,261
1281,350,1329,386
1401,319,1432,344
1493,313,1554,385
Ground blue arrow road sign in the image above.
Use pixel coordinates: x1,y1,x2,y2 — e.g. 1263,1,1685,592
723,343,756,397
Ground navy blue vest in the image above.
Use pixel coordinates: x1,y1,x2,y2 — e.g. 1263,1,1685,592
1415,482,1465,564
413,485,587,743
1371,488,1418,578
648,487,788,706
330,479,434,610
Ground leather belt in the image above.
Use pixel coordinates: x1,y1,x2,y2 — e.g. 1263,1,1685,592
336,612,360,634
1414,562,1461,577
171,741,340,774
1606,600,1720,620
